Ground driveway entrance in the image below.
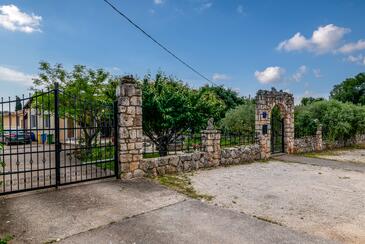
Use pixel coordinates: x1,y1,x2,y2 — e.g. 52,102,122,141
0,179,334,244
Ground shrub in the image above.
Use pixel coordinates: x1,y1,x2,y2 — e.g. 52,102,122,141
220,102,255,134
295,100,365,142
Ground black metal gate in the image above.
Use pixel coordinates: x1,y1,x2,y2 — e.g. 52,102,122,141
271,109,284,154
0,84,119,195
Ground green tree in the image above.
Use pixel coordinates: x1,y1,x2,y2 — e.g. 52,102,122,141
300,97,324,106
32,62,117,151
295,99,365,142
220,102,255,134
199,85,245,114
142,73,225,156
15,96,22,111
330,72,365,105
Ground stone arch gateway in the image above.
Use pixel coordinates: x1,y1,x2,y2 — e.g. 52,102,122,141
255,88,294,159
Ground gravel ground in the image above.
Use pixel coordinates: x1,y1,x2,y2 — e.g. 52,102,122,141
317,149,365,164
190,161,365,244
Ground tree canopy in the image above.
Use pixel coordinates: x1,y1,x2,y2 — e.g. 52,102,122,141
141,73,225,155
330,72,365,105
15,96,22,111
199,85,245,116
219,102,255,134
32,62,118,149
300,97,324,106
295,99,365,141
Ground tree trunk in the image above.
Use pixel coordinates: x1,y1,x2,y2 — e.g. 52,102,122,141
158,136,169,157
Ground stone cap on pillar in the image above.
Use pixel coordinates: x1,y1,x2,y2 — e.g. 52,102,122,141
201,129,221,134
202,118,221,134
116,76,141,98
121,75,136,84
201,118,221,135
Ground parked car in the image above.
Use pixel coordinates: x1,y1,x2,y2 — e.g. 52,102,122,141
0,130,32,145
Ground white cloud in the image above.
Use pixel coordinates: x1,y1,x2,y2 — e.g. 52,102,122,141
254,66,285,84
291,65,307,82
313,69,322,78
345,54,365,65
153,0,164,5
212,73,231,81
0,66,35,86
200,2,212,11
237,5,244,14
337,40,365,53
277,33,310,52
277,24,350,54
0,4,42,33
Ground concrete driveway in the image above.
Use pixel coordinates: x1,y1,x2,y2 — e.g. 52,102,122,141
190,159,365,244
0,179,335,244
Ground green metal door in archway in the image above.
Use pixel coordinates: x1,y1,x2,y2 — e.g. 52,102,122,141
271,106,284,154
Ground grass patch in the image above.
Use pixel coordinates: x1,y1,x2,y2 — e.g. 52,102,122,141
303,151,339,158
143,152,160,159
95,162,114,171
79,145,114,163
77,146,116,171
154,174,214,201
0,234,13,244
302,143,365,159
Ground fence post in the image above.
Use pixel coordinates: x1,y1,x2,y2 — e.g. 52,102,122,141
116,76,144,179
54,82,61,187
201,118,221,167
113,100,120,179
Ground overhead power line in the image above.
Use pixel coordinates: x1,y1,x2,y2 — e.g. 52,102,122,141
103,0,218,86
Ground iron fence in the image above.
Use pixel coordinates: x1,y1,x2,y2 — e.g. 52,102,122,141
143,132,203,158
220,132,256,148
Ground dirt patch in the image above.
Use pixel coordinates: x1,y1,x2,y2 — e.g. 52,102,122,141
189,161,365,244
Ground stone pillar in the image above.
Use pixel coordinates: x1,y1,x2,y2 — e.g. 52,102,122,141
201,119,221,167
315,124,323,151
285,105,295,154
255,95,270,159
116,76,144,179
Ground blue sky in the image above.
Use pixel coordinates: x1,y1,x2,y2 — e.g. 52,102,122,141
0,0,365,103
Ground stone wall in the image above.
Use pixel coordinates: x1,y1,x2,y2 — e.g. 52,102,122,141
293,136,318,153
220,144,261,166
323,134,365,150
293,125,323,153
294,134,365,153
140,144,261,176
